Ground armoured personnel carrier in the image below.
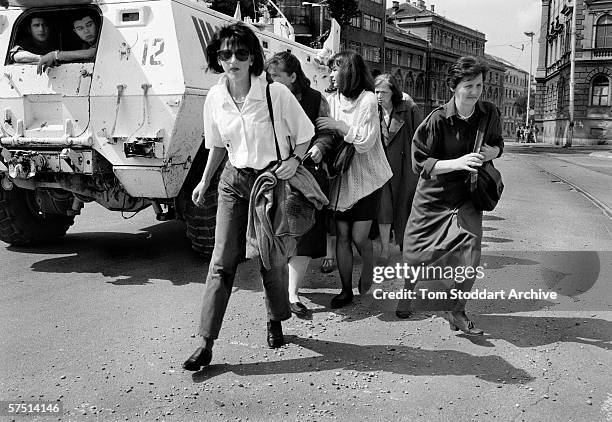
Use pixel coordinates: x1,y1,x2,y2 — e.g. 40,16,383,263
0,0,335,255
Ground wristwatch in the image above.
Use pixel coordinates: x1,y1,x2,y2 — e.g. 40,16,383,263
288,153,303,165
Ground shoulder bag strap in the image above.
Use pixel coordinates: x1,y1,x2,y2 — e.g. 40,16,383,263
472,114,489,154
470,110,491,187
266,83,283,164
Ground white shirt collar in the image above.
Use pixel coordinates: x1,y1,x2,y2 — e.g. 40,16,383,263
217,74,266,103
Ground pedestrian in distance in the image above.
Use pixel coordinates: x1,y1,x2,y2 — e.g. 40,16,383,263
265,51,335,318
374,74,422,263
400,56,504,331
527,125,536,143
316,52,392,309
183,22,315,371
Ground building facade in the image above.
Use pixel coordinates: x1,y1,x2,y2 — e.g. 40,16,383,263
340,0,386,73
535,0,612,145
488,55,530,137
482,54,506,111
505,65,530,137
387,0,490,114
283,0,386,72
384,23,429,110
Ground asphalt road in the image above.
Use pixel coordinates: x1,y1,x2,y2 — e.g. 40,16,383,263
1,143,611,421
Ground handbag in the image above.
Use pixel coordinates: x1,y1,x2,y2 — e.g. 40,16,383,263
468,112,504,211
326,138,355,178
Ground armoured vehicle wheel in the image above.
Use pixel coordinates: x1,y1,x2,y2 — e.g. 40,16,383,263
181,147,224,258
0,187,76,246
183,182,218,257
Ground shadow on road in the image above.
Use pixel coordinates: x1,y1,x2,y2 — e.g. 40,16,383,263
467,315,612,351
483,215,505,221
191,335,535,385
18,221,209,285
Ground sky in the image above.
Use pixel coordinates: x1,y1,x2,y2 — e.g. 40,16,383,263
385,0,543,73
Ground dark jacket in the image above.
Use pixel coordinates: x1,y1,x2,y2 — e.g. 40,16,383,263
246,166,329,269
299,86,335,159
411,99,504,208
381,97,422,247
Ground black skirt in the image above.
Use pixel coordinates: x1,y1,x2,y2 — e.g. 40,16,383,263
333,188,382,222
295,163,329,258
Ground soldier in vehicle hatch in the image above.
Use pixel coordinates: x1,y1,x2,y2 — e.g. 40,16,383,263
36,11,99,74
9,14,56,64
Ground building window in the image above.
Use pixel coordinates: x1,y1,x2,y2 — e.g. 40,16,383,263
595,14,612,48
347,40,361,55
394,70,403,90
350,14,361,28
415,55,422,69
416,74,424,98
362,14,382,33
405,74,414,95
279,0,311,25
391,49,400,65
363,45,381,63
403,52,412,68
591,74,610,106
558,77,565,108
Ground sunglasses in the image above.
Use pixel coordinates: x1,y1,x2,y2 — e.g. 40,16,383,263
217,48,250,62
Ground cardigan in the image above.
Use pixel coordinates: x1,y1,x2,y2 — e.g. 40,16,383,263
327,90,392,211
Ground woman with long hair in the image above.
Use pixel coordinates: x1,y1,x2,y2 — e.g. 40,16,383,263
316,52,392,309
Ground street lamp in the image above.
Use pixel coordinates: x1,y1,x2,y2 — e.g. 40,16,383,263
302,1,327,41
524,31,535,127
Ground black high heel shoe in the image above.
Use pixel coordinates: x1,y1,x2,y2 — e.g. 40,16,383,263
330,290,354,309
182,347,213,371
267,321,284,348
449,312,484,336
358,277,373,295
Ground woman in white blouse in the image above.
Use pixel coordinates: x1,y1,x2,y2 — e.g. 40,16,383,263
183,22,315,371
316,52,392,309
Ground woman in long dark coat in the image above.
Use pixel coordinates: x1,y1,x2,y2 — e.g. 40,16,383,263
400,56,504,334
374,74,422,261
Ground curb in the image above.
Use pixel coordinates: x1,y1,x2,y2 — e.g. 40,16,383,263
588,152,612,159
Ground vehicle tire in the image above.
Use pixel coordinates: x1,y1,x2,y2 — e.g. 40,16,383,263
183,171,220,257
0,187,76,246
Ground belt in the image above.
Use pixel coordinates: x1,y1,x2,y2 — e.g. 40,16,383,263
235,160,279,176
236,166,266,176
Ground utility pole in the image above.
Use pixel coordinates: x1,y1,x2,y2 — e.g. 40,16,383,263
566,0,578,148
524,31,535,128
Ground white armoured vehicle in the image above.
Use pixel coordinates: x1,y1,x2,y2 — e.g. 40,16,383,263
0,0,335,255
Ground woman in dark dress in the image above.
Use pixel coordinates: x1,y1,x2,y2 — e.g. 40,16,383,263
401,56,504,334
265,52,335,317
374,74,422,262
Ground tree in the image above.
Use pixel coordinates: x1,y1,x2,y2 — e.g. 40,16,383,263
514,94,534,116
326,0,360,27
